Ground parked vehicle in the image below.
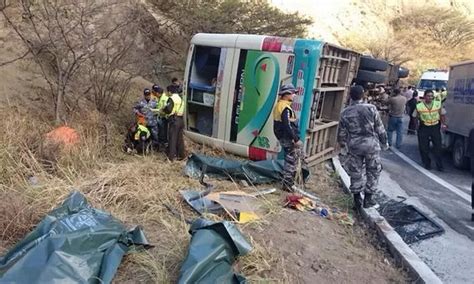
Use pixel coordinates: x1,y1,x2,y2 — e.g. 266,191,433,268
443,60,474,169
182,33,389,165
417,69,449,98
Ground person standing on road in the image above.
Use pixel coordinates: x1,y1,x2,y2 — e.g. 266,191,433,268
163,84,186,161
413,90,446,171
406,90,419,135
386,89,407,148
273,84,303,192
338,85,388,209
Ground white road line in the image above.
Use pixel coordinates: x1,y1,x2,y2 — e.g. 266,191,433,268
391,148,472,203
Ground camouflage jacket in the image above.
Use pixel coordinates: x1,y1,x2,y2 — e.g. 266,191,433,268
337,100,387,155
133,98,158,126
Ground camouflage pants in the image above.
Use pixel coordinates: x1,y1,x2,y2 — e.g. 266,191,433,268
345,152,382,194
280,139,304,189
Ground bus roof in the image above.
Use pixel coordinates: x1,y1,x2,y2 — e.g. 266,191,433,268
450,60,474,68
190,33,321,52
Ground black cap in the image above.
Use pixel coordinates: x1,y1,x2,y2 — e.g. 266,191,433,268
152,84,163,93
144,88,151,95
350,85,364,101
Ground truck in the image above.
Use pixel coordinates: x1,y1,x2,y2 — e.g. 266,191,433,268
182,33,394,165
443,60,474,169
416,69,449,98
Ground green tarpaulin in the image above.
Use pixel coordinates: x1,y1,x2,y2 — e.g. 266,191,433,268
184,153,310,185
0,191,150,283
178,218,252,284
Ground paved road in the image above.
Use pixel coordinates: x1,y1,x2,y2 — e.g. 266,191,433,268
378,116,474,282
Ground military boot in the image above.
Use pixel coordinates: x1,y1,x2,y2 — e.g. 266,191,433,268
353,193,363,211
363,193,377,208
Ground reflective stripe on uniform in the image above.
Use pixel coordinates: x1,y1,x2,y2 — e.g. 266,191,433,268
416,101,441,126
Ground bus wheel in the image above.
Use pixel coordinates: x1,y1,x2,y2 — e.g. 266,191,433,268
453,137,469,169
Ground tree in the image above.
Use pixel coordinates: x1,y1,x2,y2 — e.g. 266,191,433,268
391,7,474,48
1,0,140,123
150,0,313,39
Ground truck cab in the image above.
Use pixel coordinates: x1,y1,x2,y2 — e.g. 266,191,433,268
417,69,449,98
183,33,360,165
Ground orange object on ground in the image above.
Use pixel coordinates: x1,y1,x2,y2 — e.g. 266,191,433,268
45,126,79,146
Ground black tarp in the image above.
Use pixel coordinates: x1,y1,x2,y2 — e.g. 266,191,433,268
0,191,150,283
184,153,310,185
178,218,251,284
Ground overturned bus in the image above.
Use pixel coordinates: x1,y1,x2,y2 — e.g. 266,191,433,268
182,33,365,165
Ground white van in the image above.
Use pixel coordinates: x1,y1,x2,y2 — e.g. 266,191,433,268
182,33,360,165
417,69,449,98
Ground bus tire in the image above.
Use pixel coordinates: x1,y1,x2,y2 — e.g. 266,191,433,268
355,70,386,84
398,67,409,78
359,56,389,71
453,137,469,169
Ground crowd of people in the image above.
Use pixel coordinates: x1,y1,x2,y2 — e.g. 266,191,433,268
123,78,186,161
336,84,448,211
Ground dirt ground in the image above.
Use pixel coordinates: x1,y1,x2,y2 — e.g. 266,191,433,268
235,164,408,283
245,211,405,283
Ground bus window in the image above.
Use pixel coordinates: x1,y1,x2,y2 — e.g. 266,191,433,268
187,45,221,137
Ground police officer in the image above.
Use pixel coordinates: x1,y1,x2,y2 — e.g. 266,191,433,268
133,88,159,149
413,89,446,171
338,85,388,209
273,84,303,192
163,84,186,161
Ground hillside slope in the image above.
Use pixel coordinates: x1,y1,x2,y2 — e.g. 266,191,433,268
269,0,474,44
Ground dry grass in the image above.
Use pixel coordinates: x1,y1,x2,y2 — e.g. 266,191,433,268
0,106,394,283
0,108,291,283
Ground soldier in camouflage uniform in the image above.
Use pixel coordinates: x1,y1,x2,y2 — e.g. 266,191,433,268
133,88,159,149
337,85,388,209
273,84,304,191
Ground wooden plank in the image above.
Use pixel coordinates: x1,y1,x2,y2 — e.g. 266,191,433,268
305,147,335,164
321,55,350,62
307,121,339,132
314,87,346,92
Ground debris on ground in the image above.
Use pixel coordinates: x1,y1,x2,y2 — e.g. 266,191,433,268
178,218,252,284
180,188,274,223
45,126,79,147
0,191,151,283
379,200,444,244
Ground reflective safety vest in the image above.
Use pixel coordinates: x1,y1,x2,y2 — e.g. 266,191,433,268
170,93,184,116
416,101,441,126
273,100,296,122
134,124,151,141
157,94,168,111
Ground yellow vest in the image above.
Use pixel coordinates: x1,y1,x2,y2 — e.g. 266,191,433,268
134,124,151,140
157,95,168,112
273,100,296,122
170,93,184,116
416,101,441,126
